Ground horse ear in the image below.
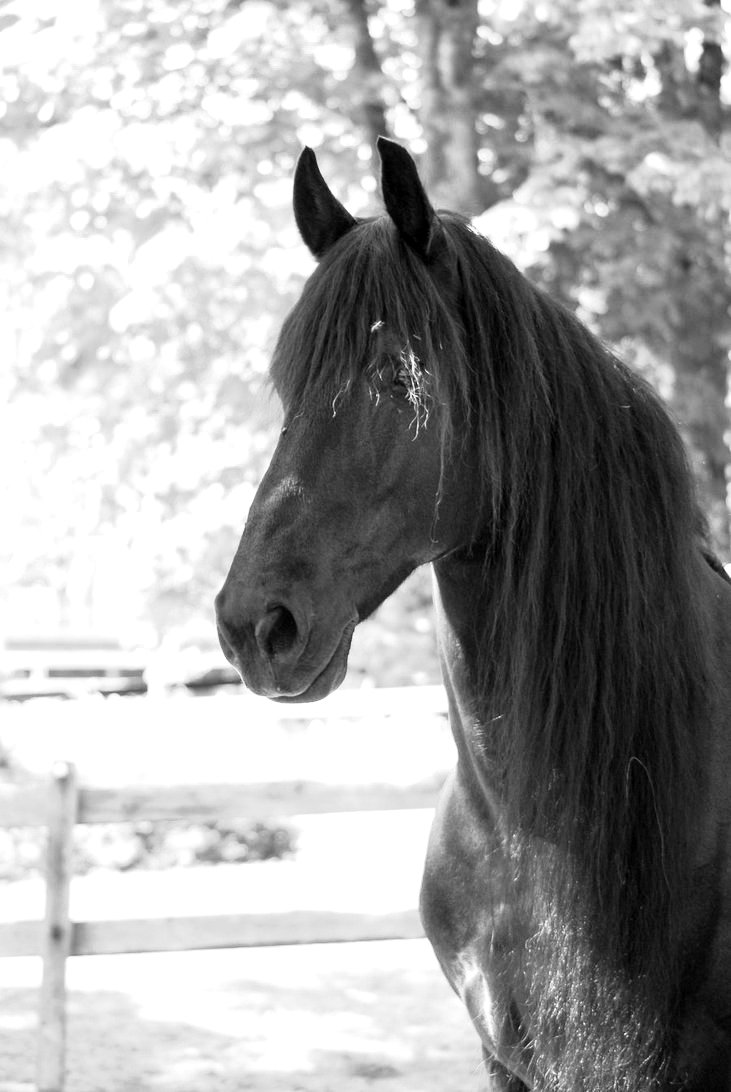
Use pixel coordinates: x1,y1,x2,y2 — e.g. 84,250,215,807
377,136,438,261
293,147,357,259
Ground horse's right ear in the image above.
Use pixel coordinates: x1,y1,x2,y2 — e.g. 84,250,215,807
378,136,438,261
293,147,357,259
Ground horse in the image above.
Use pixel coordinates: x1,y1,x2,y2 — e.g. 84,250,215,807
215,138,731,1090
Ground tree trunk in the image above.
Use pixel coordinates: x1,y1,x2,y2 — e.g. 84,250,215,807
669,288,730,556
413,0,495,213
655,4,730,556
344,0,389,169
697,0,725,138
694,0,729,553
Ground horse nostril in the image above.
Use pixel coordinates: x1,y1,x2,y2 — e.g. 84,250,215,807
255,605,299,659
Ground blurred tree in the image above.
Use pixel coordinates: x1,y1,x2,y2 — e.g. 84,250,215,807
471,0,730,550
2,0,341,634
2,0,729,684
414,0,492,211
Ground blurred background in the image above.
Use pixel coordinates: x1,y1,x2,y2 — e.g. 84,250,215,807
0,3,729,1088
2,0,730,697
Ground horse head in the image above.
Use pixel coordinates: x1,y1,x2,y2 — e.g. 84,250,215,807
215,140,470,701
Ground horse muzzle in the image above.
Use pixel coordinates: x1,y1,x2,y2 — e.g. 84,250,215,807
214,583,357,702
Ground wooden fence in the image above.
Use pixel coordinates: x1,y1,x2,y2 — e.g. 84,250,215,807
0,693,450,1092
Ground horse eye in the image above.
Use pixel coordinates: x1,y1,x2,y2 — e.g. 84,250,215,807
393,363,411,389
368,356,417,398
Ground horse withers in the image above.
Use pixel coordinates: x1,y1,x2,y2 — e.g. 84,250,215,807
215,139,731,1090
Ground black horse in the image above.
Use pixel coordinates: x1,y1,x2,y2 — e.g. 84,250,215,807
216,139,731,1090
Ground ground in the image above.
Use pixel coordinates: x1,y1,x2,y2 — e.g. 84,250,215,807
0,940,482,1092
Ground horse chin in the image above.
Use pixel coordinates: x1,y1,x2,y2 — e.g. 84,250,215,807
270,619,356,704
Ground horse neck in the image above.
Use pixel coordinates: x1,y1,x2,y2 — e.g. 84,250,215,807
431,538,709,856
431,553,502,795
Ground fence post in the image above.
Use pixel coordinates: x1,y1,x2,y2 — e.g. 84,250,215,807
37,761,78,1092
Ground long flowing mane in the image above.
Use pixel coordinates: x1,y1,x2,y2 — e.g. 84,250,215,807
274,213,714,1086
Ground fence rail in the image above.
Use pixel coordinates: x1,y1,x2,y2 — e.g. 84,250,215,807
0,774,445,828
1,909,426,960
0,692,450,1092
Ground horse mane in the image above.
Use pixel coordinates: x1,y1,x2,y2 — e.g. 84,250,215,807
439,222,713,1088
274,213,713,1087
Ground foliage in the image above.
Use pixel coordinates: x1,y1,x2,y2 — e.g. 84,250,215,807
3,0,729,682
471,0,730,546
0,818,296,881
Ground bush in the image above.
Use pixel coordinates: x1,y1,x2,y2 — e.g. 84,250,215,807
0,819,296,880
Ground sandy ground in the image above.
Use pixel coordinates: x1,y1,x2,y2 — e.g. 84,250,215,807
0,940,484,1092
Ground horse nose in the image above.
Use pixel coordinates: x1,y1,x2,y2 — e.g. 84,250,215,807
214,587,243,658
215,586,307,673
254,605,300,659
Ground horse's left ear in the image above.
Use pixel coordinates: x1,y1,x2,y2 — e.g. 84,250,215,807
378,136,438,261
293,147,357,259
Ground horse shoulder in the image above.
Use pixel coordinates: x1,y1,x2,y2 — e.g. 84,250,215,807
420,766,534,1085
